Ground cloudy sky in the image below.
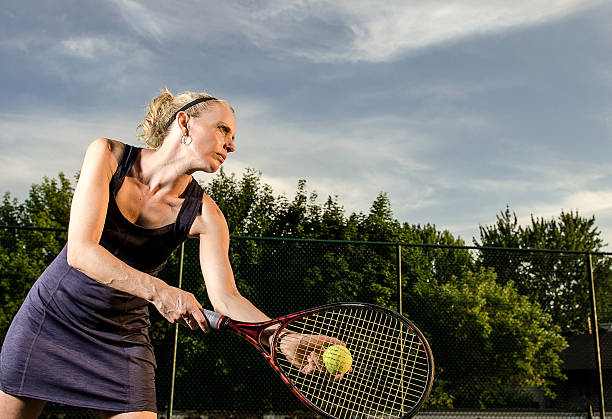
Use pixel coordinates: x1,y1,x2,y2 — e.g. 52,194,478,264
2,0,612,247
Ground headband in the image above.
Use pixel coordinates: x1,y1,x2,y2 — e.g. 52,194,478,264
164,96,218,131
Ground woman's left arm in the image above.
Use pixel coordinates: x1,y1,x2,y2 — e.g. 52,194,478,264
193,194,270,323
192,196,345,374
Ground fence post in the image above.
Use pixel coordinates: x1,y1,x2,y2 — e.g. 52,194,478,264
397,244,402,316
168,243,185,419
587,253,606,419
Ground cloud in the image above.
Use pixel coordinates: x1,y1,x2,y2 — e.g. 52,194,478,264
562,190,612,214
108,0,603,63
110,0,233,44
468,163,609,195
0,110,138,199
231,0,604,62
203,98,486,224
0,33,45,54
111,0,167,42
317,0,599,62
513,189,612,223
60,36,128,59
2,0,611,250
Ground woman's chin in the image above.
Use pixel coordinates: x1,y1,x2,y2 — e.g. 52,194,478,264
191,159,220,174
201,164,220,174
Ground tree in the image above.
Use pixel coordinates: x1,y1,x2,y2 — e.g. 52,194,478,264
1,171,575,411
0,173,73,343
475,206,612,331
199,177,570,408
204,167,279,236
408,268,568,408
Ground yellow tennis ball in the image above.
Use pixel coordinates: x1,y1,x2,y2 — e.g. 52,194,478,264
322,344,352,375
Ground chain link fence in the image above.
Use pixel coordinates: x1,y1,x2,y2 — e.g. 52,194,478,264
0,229,609,418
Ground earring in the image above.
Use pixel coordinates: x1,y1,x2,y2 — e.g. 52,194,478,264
180,135,192,145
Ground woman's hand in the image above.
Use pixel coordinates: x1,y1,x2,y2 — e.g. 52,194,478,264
278,333,351,381
153,284,209,332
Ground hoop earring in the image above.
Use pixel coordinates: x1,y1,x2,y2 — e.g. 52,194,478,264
180,135,192,145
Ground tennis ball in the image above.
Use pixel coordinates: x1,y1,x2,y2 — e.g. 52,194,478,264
322,344,352,375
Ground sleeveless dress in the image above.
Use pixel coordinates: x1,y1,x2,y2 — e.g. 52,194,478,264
0,144,204,412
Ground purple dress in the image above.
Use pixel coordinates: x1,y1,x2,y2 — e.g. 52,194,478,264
0,144,204,412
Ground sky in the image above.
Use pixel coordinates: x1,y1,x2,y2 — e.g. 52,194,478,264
2,0,612,247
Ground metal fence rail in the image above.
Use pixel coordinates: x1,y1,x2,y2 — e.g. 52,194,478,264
0,227,608,419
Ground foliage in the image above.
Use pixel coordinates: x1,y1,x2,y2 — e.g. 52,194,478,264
0,173,73,343
196,170,572,408
409,268,567,408
476,205,612,330
2,170,601,410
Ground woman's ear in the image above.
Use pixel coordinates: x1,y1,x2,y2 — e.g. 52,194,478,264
176,112,190,134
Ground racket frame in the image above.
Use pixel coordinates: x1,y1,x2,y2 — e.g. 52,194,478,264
202,302,434,419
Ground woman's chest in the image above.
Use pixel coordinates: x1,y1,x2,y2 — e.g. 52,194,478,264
114,180,183,229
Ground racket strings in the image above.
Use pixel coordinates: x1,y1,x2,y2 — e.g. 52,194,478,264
286,309,423,417
274,307,431,419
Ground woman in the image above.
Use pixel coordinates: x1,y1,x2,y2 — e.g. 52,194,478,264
0,90,329,418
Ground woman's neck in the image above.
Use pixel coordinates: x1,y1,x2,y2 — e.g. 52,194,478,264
133,143,192,197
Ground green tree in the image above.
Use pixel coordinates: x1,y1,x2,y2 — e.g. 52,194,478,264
409,268,568,408
0,173,73,343
476,206,612,331
0,171,575,412
204,167,279,236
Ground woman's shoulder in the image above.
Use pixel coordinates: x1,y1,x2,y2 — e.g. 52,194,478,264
188,192,227,238
198,193,226,225
87,138,125,159
82,138,128,175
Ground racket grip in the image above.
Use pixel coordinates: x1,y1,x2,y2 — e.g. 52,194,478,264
200,308,226,330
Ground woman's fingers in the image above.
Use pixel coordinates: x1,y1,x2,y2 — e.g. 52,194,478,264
190,309,210,332
158,286,208,332
177,308,209,332
178,317,191,329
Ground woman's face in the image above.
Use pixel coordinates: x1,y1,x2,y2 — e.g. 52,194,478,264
185,102,236,173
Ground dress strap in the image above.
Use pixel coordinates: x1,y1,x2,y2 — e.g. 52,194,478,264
109,144,141,195
174,178,205,238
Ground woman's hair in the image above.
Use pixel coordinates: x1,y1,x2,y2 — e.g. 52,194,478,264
137,88,232,149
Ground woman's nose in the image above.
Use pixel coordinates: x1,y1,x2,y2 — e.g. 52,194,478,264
225,139,236,153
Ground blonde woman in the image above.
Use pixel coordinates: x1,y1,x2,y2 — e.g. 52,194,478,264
0,90,282,418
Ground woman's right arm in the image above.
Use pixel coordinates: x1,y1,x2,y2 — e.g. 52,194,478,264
66,138,206,330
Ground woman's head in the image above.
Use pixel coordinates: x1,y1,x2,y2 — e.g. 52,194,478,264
138,89,233,149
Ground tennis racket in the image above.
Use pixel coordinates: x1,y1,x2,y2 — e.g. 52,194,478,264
201,302,434,419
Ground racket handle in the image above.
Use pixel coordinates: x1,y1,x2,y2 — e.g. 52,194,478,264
200,308,227,330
